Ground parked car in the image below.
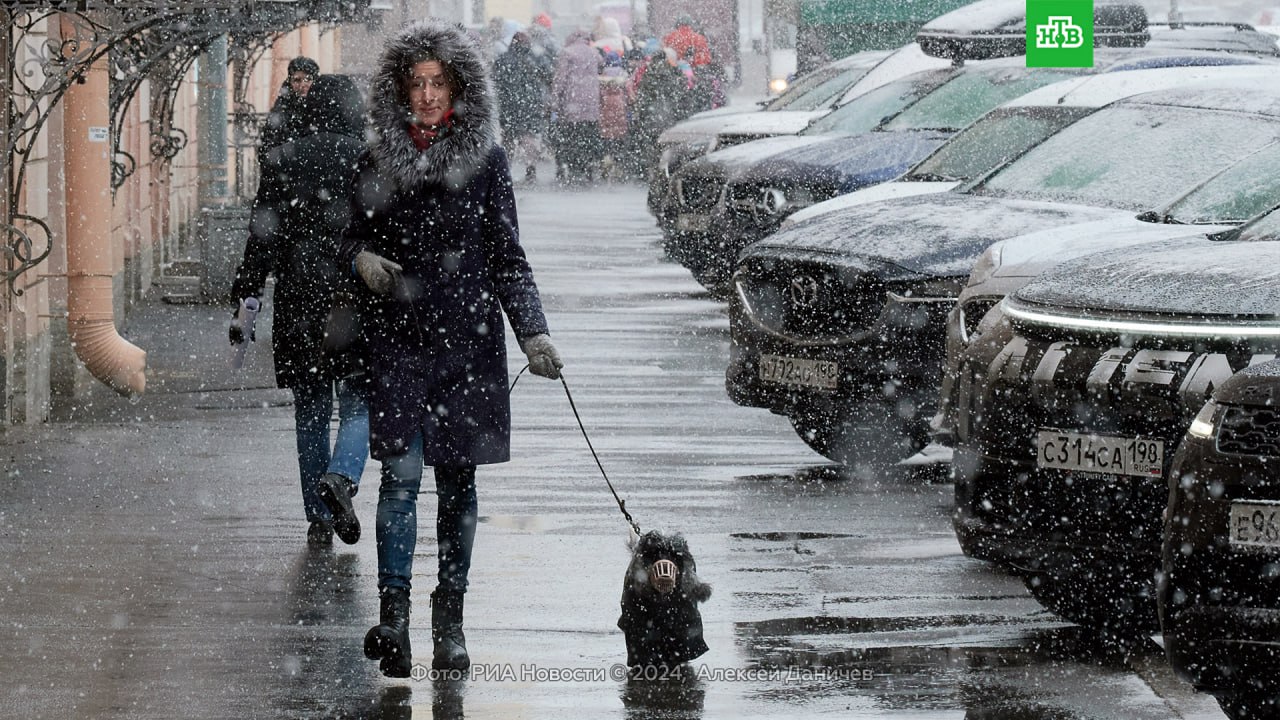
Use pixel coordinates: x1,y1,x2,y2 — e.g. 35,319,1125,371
667,34,1280,294
781,56,1279,229
647,49,896,217
951,210,1280,642
666,58,1082,290
725,79,1280,470
933,79,1280,444
1161,352,1280,720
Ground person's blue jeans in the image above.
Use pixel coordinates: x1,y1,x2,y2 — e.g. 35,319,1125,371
375,431,477,594
291,375,370,523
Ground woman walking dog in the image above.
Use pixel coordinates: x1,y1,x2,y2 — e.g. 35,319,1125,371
337,20,563,678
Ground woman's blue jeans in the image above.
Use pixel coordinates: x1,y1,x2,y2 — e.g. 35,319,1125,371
291,375,370,523
375,432,477,594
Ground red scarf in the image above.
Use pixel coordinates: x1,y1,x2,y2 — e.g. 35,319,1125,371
408,108,455,150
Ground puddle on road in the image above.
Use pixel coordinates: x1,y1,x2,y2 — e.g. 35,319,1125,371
730,531,860,541
733,619,1167,718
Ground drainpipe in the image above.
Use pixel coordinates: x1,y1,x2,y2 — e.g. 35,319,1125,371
61,17,147,396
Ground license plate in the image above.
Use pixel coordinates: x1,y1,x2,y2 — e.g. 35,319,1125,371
759,353,838,390
676,213,709,232
1230,501,1280,550
1035,430,1164,478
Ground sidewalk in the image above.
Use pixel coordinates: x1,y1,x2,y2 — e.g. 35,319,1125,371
0,288,392,719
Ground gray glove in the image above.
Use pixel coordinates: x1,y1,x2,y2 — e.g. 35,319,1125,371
519,334,563,380
355,250,403,296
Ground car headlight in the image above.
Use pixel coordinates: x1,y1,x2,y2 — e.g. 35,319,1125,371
967,245,1002,289
1188,400,1220,439
758,187,815,215
769,77,789,94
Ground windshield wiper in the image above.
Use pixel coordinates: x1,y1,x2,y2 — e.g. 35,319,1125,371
1136,209,1188,225
907,172,958,182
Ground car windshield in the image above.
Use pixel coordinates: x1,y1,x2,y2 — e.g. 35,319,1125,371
1164,142,1280,224
906,106,1093,182
975,104,1280,211
881,68,1078,132
767,65,867,111
801,71,950,137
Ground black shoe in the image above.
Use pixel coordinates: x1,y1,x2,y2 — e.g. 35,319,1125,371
365,587,412,678
431,589,470,670
318,473,360,544
307,520,333,546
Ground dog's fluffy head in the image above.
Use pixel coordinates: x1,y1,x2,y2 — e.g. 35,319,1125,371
626,530,712,603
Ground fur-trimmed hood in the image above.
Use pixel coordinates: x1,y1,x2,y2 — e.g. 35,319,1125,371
368,20,499,190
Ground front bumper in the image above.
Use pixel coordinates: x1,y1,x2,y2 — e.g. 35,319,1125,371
725,275,951,423
952,445,1165,630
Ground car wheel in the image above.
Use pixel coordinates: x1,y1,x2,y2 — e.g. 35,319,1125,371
788,405,924,471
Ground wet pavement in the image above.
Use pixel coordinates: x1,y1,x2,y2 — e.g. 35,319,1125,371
0,175,1227,718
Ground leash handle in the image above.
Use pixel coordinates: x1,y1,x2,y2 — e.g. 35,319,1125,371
510,365,641,536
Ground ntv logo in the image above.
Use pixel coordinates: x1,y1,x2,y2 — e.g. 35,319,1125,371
1035,16,1085,49
1026,1,1094,67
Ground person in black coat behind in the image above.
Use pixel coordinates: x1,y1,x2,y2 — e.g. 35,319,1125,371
261,56,319,154
231,74,371,548
493,32,552,184
336,20,563,678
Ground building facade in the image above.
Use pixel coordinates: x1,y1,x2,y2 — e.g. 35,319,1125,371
0,2,380,427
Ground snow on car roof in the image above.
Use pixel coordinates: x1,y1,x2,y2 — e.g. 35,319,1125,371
835,43,954,105
1003,63,1279,108
1118,76,1280,115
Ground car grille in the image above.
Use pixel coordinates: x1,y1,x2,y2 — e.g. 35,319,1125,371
676,175,723,212
1218,406,1280,457
736,258,884,342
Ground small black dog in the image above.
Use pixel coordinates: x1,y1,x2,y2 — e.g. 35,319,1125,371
618,530,712,669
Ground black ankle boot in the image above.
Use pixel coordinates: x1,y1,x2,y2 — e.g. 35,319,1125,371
318,472,360,544
431,589,469,670
364,587,412,678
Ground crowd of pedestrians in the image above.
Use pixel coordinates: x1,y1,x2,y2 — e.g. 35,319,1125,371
488,12,728,185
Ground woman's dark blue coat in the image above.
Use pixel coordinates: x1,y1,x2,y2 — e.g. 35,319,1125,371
337,22,551,464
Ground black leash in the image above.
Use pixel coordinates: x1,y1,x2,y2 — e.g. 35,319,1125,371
511,364,642,536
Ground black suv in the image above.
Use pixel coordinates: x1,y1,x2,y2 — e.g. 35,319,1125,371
1162,358,1280,719
953,225,1280,642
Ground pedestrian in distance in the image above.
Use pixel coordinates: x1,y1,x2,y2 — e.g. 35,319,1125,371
662,14,711,68
230,74,371,548
598,50,630,180
550,29,604,184
336,20,564,678
527,13,559,73
493,31,552,184
261,56,319,154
